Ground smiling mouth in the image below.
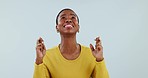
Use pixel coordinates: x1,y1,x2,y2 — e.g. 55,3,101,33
64,25,74,28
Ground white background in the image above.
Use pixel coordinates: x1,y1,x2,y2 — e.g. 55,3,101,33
0,0,148,78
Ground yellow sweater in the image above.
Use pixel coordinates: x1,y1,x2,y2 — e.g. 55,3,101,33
33,45,109,78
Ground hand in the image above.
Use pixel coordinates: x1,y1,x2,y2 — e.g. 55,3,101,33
35,37,46,65
90,37,104,62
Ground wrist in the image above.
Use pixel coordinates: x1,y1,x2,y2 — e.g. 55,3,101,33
96,58,104,62
35,57,43,65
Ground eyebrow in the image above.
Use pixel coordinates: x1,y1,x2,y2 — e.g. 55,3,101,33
60,14,66,17
70,14,76,16
60,13,77,17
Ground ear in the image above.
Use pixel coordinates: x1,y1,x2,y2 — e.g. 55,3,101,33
56,25,58,29
56,25,59,32
77,25,80,33
78,24,80,30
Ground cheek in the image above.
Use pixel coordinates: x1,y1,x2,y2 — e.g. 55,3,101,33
58,20,64,25
73,19,79,24
58,20,62,24
58,18,64,24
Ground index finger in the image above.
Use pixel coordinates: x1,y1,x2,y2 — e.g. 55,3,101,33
95,37,101,44
37,37,44,44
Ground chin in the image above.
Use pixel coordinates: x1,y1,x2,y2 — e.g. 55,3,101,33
61,31,77,35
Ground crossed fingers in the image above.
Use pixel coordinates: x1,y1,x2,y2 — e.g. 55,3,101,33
36,37,46,52
95,37,102,51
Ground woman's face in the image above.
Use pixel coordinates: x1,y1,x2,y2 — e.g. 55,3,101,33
56,10,79,35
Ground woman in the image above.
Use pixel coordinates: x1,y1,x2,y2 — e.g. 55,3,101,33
33,8,109,78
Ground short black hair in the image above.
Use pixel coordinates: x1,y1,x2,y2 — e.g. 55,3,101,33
56,8,79,25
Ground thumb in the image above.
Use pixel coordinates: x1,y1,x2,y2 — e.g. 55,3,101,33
90,44,95,51
43,49,46,56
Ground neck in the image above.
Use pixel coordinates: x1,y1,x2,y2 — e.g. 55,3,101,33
59,34,78,54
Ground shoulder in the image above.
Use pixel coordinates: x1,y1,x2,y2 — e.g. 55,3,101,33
81,45,91,52
45,46,59,58
46,46,58,52
81,45,95,58
80,44,96,63
43,46,59,65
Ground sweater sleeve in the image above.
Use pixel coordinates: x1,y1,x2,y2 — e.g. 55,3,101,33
33,63,50,78
92,60,109,78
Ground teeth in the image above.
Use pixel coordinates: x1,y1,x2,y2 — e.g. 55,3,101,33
65,25,73,28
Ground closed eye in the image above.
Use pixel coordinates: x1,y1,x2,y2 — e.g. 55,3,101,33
61,16,66,19
71,16,76,19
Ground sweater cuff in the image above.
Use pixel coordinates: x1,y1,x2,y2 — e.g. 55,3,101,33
34,63,44,69
96,59,105,64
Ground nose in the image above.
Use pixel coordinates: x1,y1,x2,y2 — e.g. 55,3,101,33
65,19,72,23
